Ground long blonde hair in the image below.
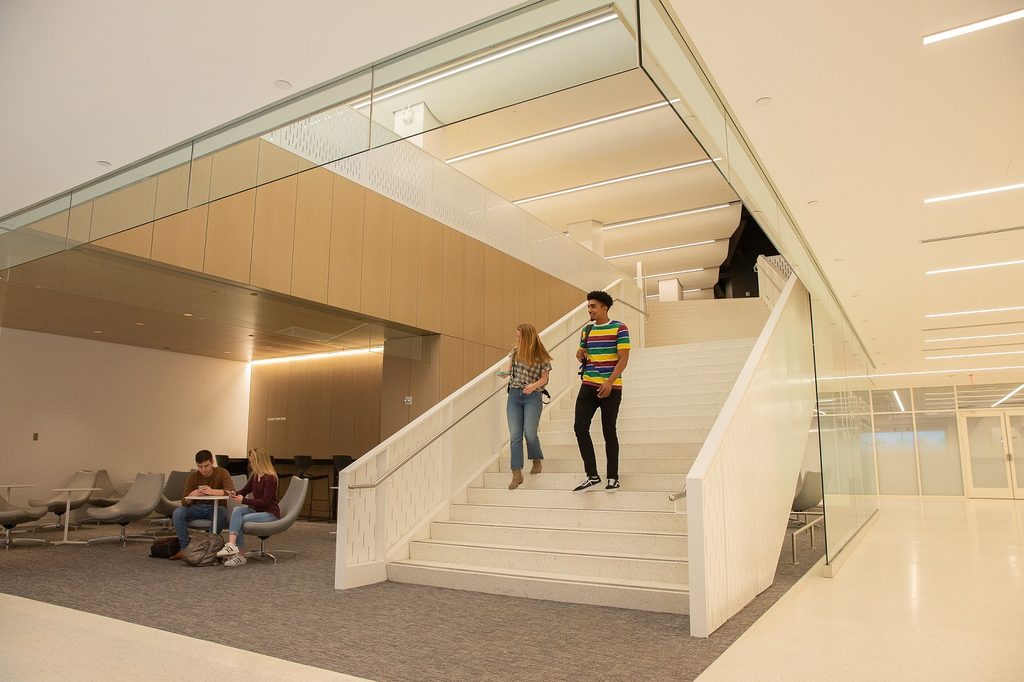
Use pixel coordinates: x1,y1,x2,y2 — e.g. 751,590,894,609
514,323,553,366
248,447,278,479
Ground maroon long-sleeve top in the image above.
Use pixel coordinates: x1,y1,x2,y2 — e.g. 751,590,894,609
236,474,281,518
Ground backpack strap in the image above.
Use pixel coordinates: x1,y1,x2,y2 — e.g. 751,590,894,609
578,324,594,378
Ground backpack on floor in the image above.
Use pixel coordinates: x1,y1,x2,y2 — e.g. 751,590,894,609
149,536,180,559
182,534,225,567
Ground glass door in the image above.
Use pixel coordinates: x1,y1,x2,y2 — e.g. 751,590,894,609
958,410,1021,499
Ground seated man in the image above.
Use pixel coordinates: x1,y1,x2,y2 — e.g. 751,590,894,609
169,450,235,560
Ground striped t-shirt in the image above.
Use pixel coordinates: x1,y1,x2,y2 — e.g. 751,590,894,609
580,321,631,389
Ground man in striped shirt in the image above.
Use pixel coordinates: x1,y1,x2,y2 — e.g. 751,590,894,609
572,290,630,492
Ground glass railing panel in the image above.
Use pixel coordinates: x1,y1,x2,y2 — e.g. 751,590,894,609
366,1,638,148
0,195,71,270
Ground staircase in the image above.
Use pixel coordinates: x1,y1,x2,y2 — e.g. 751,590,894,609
387,335,758,613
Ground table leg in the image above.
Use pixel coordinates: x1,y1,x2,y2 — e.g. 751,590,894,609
212,500,219,534
62,493,72,543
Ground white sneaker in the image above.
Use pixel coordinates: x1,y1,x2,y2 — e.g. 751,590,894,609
223,554,247,567
216,542,238,558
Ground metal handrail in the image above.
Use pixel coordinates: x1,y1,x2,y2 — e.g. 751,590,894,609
346,294,642,491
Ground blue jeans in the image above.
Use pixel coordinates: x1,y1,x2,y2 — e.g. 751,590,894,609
507,387,544,470
228,505,277,549
172,504,228,548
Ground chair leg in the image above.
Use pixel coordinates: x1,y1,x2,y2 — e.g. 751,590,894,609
3,526,47,548
87,523,152,545
247,536,296,564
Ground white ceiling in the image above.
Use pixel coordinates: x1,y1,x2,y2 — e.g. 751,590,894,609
5,1,1020,383
670,0,1024,383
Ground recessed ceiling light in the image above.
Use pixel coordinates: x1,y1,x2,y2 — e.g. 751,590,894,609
446,99,679,163
926,349,1024,360
925,304,1024,319
273,79,292,90
755,96,773,106
923,9,1024,45
183,313,193,317
644,267,704,278
605,239,716,260
96,160,111,167
603,203,734,230
926,258,1024,275
925,331,1024,343
925,182,1024,204
135,322,145,326
513,159,715,204
92,330,103,334
806,200,820,206
353,11,617,110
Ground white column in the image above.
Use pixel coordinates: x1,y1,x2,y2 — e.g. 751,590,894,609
392,102,442,148
567,219,604,257
659,278,684,302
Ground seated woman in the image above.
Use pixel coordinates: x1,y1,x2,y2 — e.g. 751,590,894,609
217,447,281,566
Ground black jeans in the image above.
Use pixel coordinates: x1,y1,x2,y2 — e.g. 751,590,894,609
574,383,623,480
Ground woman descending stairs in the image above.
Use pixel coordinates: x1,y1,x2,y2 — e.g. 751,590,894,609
386,336,757,613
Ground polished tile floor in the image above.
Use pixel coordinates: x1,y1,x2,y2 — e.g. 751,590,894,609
698,497,1024,681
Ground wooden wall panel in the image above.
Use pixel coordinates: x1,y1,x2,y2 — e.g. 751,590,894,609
208,139,259,202
67,203,94,245
500,254,520,342
359,191,393,319
152,204,208,272
463,340,486,384
247,363,270,452
482,246,503,348
484,345,507,369
519,263,537,329
250,175,297,293
285,359,312,457
328,357,356,457
327,176,365,312
90,177,158,240
438,335,464,400
188,155,213,207
440,229,465,338
463,237,485,345
534,269,551,329
257,138,305,186
306,362,333,458
204,189,255,283
415,216,443,332
291,168,334,304
264,362,289,457
154,165,190,221
408,335,440,421
94,223,153,259
352,353,383,456
388,204,420,327
380,351,411,440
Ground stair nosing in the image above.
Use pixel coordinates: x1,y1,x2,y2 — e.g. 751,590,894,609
412,538,688,564
434,519,687,538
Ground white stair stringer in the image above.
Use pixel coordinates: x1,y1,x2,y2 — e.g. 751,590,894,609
385,334,762,615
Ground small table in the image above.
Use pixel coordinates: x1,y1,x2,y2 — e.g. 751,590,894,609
51,487,101,545
184,495,230,533
0,484,37,503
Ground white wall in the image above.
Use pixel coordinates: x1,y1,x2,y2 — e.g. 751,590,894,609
0,328,250,509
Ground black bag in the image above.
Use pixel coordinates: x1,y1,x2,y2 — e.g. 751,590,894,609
578,324,594,378
182,533,225,567
149,536,180,559
507,351,552,404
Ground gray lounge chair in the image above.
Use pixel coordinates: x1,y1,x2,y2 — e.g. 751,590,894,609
86,473,165,545
243,477,308,563
29,470,98,530
88,469,127,508
0,495,47,548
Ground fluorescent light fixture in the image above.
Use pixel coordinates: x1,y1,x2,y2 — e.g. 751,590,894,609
354,12,617,110
892,390,906,412
923,9,1024,45
926,349,1024,360
446,100,675,163
992,383,1024,407
925,182,1024,204
513,159,713,205
925,305,1024,319
645,267,704,278
925,331,1024,343
926,258,1024,275
827,364,1024,380
606,239,716,260
251,346,384,366
603,203,733,230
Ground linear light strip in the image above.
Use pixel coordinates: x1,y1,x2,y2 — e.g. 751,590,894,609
925,305,1024,319
992,383,1024,407
251,346,384,366
644,267,704,278
354,12,617,110
646,288,705,298
892,390,906,412
606,239,716,260
923,9,1024,45
446,100,674,163
603,202,734,230
826,365,1024,380
925,331,1024,343
924,182,1024,204
926,349,1024,360
512,159,713,204
926,258,1024,275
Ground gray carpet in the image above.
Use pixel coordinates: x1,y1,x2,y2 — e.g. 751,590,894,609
0,519,824,681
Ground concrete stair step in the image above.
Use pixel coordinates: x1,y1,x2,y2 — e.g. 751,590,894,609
466,487,675,512
540,442,703,458
625,364,745,379
429,520,688,556
541,413,718,431
449,503,687,532
546,400,727,419
497,456,694,474
386,560,689,614
407,539,688,584
625,373,741,389
541,426,710,445
482,471,685,492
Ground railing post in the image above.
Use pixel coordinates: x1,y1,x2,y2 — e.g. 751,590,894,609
374,479,389,562
334,469,350,589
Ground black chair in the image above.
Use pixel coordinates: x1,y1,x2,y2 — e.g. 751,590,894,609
294,455,329,520
330,455,355,521
215,454,230,470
